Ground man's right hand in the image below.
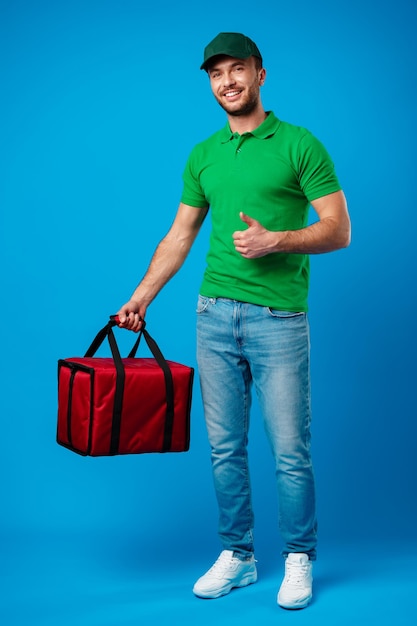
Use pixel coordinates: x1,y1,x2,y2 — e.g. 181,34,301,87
116,299,146,332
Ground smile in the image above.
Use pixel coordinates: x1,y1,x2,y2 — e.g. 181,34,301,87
224,90,242,98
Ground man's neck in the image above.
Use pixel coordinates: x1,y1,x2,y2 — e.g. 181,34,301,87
227,106,267,135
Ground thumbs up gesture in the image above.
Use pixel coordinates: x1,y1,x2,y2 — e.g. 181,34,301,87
232,212,279,259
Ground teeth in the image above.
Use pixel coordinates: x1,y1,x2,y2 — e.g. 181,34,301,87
225,91,241,97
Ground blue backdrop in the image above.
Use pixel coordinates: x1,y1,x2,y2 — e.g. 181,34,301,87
1,0,416,624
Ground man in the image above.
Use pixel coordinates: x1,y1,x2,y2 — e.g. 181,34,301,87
117,32,351,609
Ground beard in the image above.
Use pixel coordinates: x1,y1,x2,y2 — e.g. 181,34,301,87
214,84,260,117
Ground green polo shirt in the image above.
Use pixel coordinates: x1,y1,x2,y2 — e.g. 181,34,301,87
181,111,342,311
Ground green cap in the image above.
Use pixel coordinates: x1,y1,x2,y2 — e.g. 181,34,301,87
200,32,262,71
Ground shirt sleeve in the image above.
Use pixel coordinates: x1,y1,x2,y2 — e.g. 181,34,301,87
297,131,342,202
180,147,210,208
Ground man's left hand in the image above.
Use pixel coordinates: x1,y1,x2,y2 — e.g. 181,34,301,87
232,212,279,258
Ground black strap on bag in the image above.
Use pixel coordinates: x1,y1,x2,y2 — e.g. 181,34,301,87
84,316,175,455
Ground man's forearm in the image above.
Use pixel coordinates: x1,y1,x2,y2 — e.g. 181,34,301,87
117,203,208,331
129,229,194,306
274,216,351,254
233,191,351,259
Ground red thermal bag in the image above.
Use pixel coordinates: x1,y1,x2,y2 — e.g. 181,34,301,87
57,317,194,456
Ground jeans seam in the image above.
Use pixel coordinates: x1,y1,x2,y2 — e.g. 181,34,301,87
242,366,254,534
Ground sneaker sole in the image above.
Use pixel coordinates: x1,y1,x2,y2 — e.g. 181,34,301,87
193,570,258,599
278,593,312,610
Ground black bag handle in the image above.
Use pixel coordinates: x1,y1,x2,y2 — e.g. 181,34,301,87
84,316,143,359
84,316,174,455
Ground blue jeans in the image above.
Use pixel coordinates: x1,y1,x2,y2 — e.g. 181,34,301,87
196,296,317,561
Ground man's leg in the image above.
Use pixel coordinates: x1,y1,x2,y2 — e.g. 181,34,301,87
196,296,255,557
193,296,257,598
244,304,316,608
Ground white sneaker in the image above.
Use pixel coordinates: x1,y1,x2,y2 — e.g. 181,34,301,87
193,550,257,599
277,553,313,609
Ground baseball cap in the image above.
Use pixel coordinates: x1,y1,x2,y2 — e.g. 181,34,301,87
200,32,262,71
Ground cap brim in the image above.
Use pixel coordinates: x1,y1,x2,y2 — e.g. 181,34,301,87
200,51,251,71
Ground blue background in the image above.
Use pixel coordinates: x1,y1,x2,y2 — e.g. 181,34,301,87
1,0,416,624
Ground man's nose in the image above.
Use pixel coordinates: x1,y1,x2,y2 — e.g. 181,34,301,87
223,72,236,87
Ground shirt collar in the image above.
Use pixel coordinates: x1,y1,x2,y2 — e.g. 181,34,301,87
220,111,280,143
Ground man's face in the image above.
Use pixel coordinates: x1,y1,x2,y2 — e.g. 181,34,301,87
207,56,265,117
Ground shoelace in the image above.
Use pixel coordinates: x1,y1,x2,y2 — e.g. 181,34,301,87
284,562,309,587
209,553,240,575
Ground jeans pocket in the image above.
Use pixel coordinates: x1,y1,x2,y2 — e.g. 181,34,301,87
267,308,305,319
196,295,215,314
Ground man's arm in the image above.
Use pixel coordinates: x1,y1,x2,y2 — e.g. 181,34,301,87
117,202,208,331
232,190,351,258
